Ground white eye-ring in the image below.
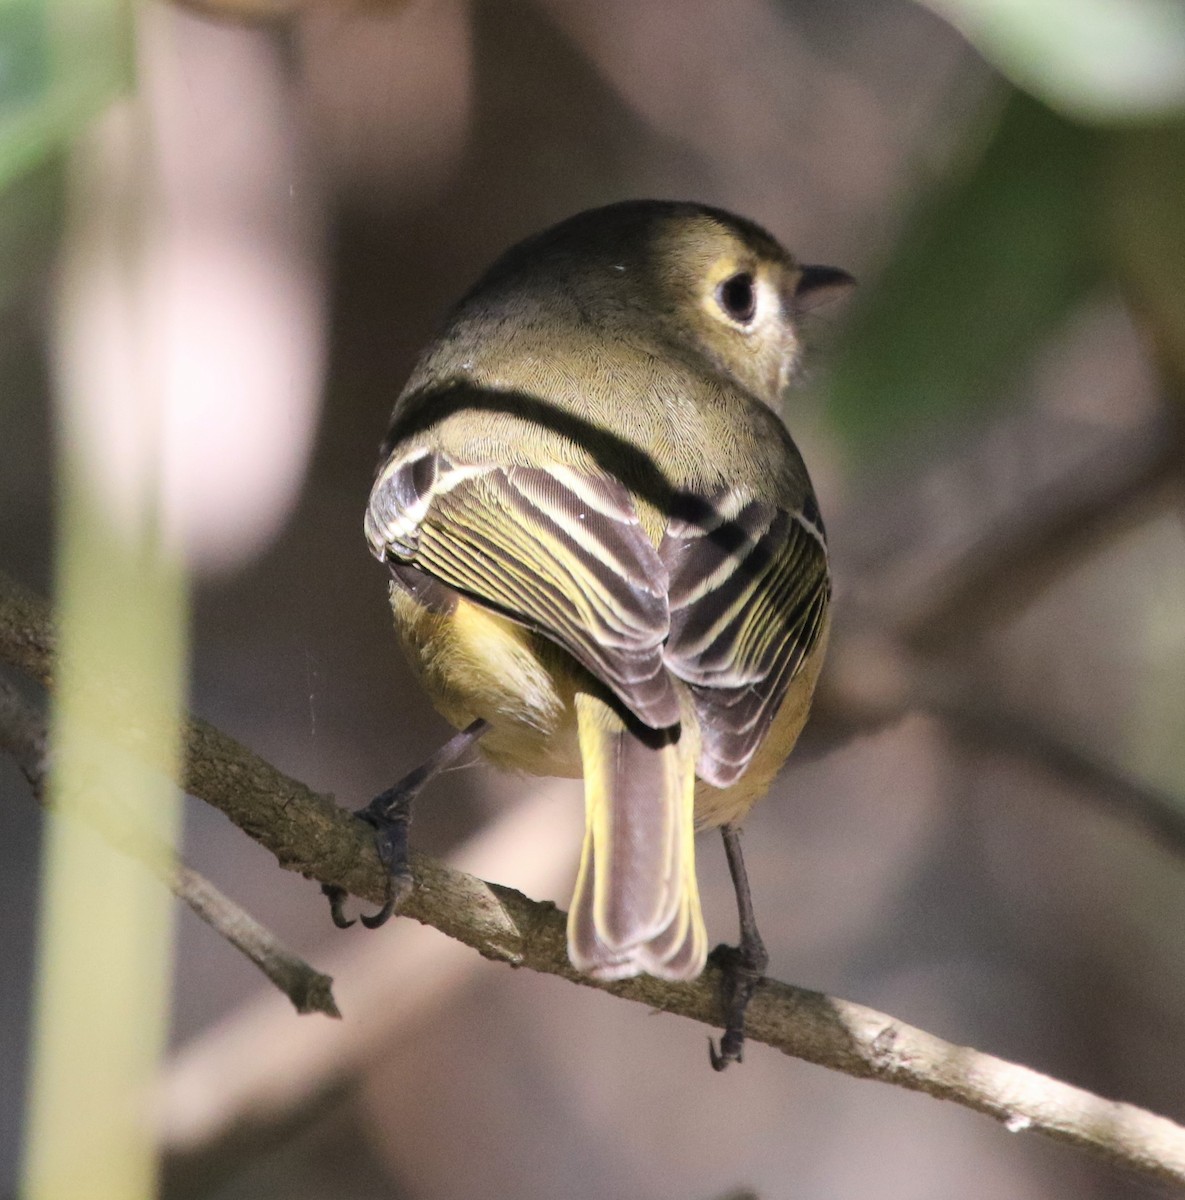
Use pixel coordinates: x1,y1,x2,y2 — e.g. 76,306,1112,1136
716,271,757,324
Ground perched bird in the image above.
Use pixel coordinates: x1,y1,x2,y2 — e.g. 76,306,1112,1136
333,200,851,1065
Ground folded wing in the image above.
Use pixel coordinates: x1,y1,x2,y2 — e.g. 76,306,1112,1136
659,490,830,787
366,448,681,730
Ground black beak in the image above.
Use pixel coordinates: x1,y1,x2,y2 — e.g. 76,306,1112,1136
791,264,856,314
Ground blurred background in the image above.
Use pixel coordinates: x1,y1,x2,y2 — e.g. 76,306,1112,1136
2,0,1185,1196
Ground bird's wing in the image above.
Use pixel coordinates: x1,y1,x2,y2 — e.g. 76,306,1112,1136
366,447,682,729
659,489,830,788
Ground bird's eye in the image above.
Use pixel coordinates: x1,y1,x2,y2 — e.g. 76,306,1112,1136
716,272,757,324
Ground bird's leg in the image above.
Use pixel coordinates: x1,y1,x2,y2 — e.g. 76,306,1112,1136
323,718,489,930
709,823,769,1070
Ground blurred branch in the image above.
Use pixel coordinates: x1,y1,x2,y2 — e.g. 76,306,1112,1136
806,405,1185,845
815,634,1185,861
837,408,1183,648
930,677,1185,853
0,670,339,1019
897,413,1184,648
3,575,1185,1186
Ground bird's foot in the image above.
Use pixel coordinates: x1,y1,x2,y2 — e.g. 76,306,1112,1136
322,782,415,929
322,718,489,931
707,934,768,1071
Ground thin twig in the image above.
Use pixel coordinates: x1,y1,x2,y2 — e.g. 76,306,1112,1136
158,784,580,1167
172,863,340,1018
0,671,339,1019
2,574,1185,1187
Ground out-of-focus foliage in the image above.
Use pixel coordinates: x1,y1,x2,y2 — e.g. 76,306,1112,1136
24,477,186,1200
825,0,1185,460
0,0,130,191
916,0,1185,121
1106,123,1185,393
0,0,126,328
6,6,182,1200
824,91,1101,459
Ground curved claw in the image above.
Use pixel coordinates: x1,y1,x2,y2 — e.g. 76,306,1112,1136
359,866,413,929
359,892,398,930
322,883,356,929
708,1031,744,1072
326,721,489,935
322,801,413,930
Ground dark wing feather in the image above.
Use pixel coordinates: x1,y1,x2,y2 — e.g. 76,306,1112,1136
660,492,829,787
366,449,681,729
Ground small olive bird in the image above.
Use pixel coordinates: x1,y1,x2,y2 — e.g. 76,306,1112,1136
326,200,852,1067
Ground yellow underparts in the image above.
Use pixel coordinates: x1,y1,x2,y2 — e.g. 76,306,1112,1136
390,585,582,777
390,585,830,830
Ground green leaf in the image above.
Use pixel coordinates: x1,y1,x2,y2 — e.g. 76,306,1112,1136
824,90,1102,461
915,0,1185,122
0,0,132,191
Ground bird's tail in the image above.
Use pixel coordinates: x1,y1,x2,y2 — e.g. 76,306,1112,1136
567,691,707,981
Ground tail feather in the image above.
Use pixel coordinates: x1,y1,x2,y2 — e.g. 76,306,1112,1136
567,691,707,982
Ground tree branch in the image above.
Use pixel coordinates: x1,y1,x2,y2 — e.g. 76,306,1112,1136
0,669,339,1019
3,571,1185,1188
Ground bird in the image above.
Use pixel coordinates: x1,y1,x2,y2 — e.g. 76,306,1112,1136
328,200,852,1066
